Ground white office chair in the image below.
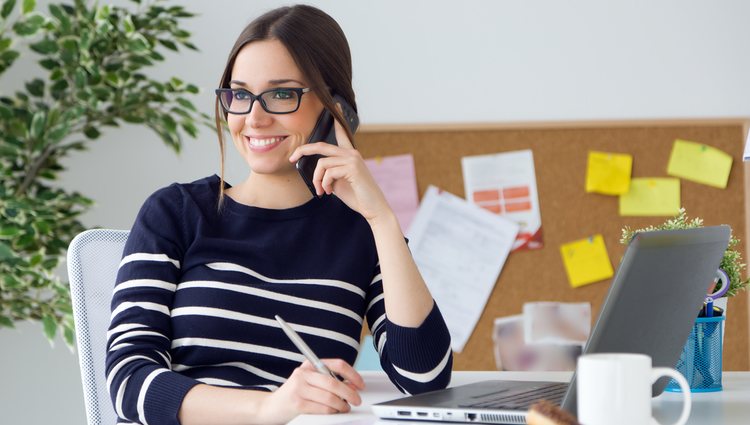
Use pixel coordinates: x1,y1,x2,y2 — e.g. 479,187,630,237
67,229,129,425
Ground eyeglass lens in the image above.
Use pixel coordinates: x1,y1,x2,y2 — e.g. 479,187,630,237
219,89,301,114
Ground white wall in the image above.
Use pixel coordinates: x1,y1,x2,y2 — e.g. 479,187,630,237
2,1,749,423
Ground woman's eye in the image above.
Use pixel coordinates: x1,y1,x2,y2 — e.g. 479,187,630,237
233,90,251,100
272,90,294,100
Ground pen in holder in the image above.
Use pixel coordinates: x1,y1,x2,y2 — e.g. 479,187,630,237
666,269,729,393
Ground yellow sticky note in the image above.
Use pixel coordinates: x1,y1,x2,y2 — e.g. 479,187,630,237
560,234,614,288
585,151,633,195
619,178,680,216
667,139,733,189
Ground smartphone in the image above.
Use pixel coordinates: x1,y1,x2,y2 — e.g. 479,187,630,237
296,94,359,196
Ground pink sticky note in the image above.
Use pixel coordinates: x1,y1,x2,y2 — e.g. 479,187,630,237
364,154,420,233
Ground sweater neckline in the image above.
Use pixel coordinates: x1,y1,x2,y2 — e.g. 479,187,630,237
210,175,328,220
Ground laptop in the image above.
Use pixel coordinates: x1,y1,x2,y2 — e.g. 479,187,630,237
372,226,730,424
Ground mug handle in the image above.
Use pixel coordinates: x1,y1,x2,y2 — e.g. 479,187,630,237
651,367,692,425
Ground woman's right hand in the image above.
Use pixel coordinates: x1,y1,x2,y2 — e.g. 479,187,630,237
257,359,366,424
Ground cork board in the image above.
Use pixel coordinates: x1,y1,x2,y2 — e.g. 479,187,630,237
356,120,749,371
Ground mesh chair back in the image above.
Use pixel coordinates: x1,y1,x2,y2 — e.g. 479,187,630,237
67,229,129,425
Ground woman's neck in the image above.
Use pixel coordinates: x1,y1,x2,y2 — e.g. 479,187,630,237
226,171,313,209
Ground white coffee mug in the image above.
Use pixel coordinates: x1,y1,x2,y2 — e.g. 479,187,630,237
577,353,691,425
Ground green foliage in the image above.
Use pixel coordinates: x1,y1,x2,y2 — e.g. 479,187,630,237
0,0,211,347
621,208,750,298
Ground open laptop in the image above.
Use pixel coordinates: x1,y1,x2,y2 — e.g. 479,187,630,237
372,226,730,424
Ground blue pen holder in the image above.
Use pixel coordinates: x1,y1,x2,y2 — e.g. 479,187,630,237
666,316,725,393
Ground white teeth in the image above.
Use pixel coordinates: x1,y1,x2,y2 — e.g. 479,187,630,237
247,136,285,147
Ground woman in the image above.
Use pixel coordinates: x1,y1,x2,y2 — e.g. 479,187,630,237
106,5,452,425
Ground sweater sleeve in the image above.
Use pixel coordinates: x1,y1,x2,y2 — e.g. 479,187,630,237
364,262,453,395
105,186,200,425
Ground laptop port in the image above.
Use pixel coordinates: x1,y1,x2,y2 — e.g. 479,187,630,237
416,412,428,417
466,413,478,421
397,411,412,417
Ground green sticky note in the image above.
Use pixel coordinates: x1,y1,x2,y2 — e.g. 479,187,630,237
667,139,733,189
585,151,633,195
619,178,680,216
560,234,614,288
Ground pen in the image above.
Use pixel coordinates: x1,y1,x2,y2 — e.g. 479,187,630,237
275,314,342,381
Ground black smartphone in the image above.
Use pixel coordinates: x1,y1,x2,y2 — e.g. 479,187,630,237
296,94,359,196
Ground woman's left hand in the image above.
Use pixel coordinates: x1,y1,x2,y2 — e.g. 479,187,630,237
289,117,392,223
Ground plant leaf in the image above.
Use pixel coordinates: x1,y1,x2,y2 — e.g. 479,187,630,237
21,0,33,14
83,126,101,139
29,38,56,54
0,316,14,328
42,314,57,340
29,111,45,139
0,242,14,260
25,78,44,97
0,0,16,19
63,323,75,348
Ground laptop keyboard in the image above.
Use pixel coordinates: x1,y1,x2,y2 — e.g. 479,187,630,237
458,383,568,410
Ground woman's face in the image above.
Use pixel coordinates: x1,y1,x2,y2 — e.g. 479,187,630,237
226,39,324,176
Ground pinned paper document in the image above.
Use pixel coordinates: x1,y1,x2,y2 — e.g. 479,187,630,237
560,234,614,288
585,151,632,195
364,154,420,232
743,131,750,161
407,186,519,352
619,178,680,216
667,139,733,189
462,149,543,251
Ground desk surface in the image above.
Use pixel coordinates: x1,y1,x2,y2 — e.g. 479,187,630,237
289,371,750,424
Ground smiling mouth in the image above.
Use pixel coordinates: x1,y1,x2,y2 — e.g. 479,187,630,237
245,135,288,151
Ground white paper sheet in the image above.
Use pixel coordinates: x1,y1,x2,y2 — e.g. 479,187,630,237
744,130,750,161
462,149,543,251
406,186,519,352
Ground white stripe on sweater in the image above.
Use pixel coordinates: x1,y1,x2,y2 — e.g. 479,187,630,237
107,355,158,394
172,361,286,383
108,323,148,340
206,262,365,297
110,330,168,347
119,253,180,269
171,337,306,363
172,306,359,350
196,377,240,386
113,279,177,294
392,346,452,383
137,368,169,425
177,280,362,324
115,376,130,421
370,313,386,335
111,301,170,322
366,293,384,314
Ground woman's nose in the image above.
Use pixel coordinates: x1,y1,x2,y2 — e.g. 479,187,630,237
246,100,273,127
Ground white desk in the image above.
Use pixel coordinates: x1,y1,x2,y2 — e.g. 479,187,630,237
289,371,750,424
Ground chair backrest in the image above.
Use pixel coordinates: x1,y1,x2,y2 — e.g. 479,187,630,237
67,229,129,425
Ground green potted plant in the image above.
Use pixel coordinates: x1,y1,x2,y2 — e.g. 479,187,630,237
620,208,748,392
0,0,209,346
620,208,749,298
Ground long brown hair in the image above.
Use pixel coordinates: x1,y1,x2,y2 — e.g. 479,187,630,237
214,5,357,206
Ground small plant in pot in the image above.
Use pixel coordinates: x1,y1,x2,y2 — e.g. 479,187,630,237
620,208,749,307
620,208,748,391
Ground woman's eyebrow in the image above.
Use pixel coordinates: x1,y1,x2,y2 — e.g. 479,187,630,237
268,78,305,85
229,79,305,88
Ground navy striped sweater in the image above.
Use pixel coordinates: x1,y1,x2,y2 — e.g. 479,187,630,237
106,175,453,425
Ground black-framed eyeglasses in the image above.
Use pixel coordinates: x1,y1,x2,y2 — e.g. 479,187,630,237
215,87,312,115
